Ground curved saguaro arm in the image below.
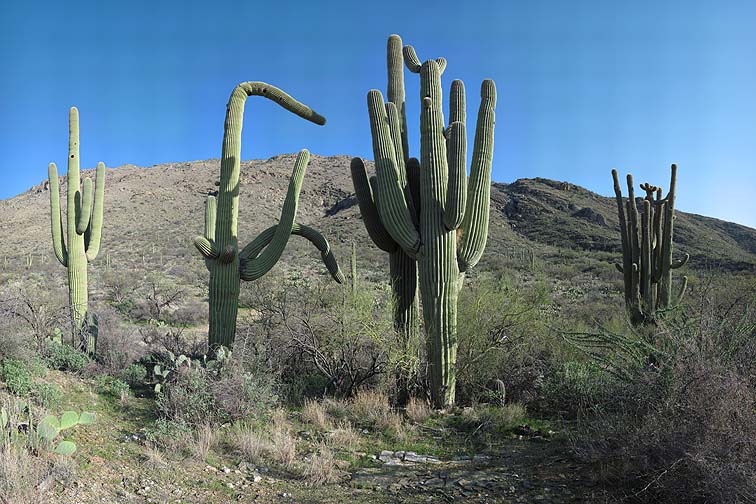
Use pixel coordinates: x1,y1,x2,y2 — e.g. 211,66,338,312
350,158,398,253
239,223,345,283
47,107,106,355
611,164,688,326
234,149,308,281
195,82,340,349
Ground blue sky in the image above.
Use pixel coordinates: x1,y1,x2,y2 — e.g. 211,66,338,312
2,0,755,228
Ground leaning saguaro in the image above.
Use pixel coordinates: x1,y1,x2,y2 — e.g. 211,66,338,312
351,35,496,407
48,107,106,354
193,82,344,350
611,164,689,326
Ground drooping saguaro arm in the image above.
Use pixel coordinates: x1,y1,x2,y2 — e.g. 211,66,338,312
238,223,345,283
234,149,308,281
350,158,398,252
457,80,496,272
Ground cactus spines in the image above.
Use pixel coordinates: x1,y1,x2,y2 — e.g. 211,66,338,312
612,164,688,325
48,107,106,354
352,35,496,407
194,82,342,350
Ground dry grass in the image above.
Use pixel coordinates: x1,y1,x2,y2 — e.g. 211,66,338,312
350,389,391,421
269,409,297,469
0,445,45,504
327,421,360,452
303,442,340,486
143,443,167,471
301,399,331,431
192,423,216,461
322,398,350,421
230,423,269,464
405,396,432,424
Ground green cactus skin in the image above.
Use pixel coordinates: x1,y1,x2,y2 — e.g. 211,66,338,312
351,35,496,407
48,107,105,354
612,165,688,325
193,82,343,350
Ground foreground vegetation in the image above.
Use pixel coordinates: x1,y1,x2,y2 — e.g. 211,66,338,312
1,262,753,503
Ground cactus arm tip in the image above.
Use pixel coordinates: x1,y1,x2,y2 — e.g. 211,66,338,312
237,82,326,126
194,236,219,260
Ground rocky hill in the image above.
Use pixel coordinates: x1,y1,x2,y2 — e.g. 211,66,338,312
2,154,755,281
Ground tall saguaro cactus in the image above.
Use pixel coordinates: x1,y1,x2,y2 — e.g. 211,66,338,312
351,35,496,407
611,164,689,326
194,82,344,349
48,107,106,354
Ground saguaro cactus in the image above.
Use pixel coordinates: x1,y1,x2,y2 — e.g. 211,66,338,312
48,107,106,354
611,164,689,326
351,35,496,407
193,82,344,349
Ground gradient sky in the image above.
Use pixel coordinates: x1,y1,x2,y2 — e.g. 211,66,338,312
2,0,754,228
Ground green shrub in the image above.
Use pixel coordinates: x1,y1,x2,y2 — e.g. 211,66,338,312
119,363,147,386
95,375,130,399
540,361,614,419
156,367,215,426
144,419,193,453
42,342,89,372
32,382,62,408
0,359,33,396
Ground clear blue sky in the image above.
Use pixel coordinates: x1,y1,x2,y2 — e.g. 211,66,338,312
2,0,755,228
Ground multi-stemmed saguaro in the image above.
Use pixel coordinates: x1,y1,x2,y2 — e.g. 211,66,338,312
351,35,496,407
611,164,689,326
193,82,344,350
48,107,106,354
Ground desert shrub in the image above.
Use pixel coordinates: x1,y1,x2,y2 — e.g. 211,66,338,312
455,273,556,405
155,354,276,426
0,444,46,504
569,289,756,503
192,423,216,461
41,341,89,372
119,363,147,386
0,359,33,396
145,419,193,454
94,308,144,374
540,361,616,419
242,277,392,402
156,367,214,425
95,375,130,399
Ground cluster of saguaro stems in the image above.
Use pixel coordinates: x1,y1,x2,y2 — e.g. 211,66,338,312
351,35,496,407
48,107,106,355
612,164,689,326
193,82,344,350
